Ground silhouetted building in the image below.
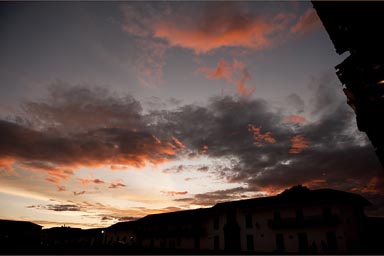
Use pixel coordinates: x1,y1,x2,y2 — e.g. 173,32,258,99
312,1,384,168
104,221,137,247
0,219,42,248
41,226,104,248
108,186,371,254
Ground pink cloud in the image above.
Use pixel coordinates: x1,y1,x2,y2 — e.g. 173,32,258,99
154,9,293,54
199,59,232,82
289,134,309,154
199,59,255,97
120,3,296,54
236,67,255,97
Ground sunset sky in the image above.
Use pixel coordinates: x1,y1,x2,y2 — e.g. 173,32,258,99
0,1,383,229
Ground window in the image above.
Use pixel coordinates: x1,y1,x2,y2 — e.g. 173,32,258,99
276,233,284,252
245,214,252,228
246,235,254,251
214,216,219,230
169,240,176,249
194,236,200,249
298,232,308,253
326,231,338,252
214,236,220,250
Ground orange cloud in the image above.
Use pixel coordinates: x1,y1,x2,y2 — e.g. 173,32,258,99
199,59,255,97
248,124,276,146
110,165,130,171
161,190,188,196
0,156,17,176
283,115,307,124
171,136,185,149
289,134,309,154
76,177,105,186
290,8,321,35
351,176,383,194
199,145,209,154
0,120,186,183
154,11,293,54
199,59,232,82
236,67,255,97
18,161,74,184
302,179,327,189
120,3,296,54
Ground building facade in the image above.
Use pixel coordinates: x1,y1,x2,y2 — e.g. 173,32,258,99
104,186,371,254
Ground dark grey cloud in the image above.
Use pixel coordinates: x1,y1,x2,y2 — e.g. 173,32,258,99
197,166,209,172
73,191,86,196
118,216,138,222
20,82,144,133
0,84,186,181
285,93,305,113
175,187,249,206
27,203,81,212
162,165,185,174
109,182,126,189
150,74,383,209
3,79,383,212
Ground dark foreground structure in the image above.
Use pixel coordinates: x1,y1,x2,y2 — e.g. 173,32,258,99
312,1,384,168
0,219,42,248
1,186,383,254
103,186,379,254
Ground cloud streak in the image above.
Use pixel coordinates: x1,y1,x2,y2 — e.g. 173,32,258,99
161,190,188,196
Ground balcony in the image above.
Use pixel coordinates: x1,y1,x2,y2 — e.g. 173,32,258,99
267,215,340,229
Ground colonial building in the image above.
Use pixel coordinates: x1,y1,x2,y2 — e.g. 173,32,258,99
105,186,371,254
